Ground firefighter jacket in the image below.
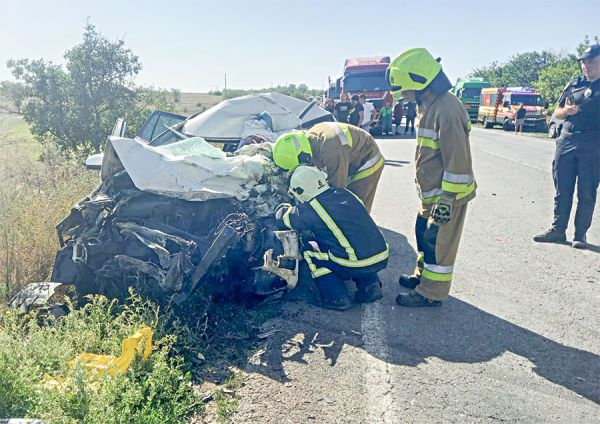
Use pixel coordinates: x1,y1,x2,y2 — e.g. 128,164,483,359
307,122,384,188
281,187,389,271
415,91,476,206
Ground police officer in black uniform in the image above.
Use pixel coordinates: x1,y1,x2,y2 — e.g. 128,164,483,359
534,44,600,248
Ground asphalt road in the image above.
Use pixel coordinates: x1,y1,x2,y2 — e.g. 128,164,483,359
231,128,600,423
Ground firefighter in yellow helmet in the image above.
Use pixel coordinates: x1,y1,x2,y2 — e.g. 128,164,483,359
275,166,389,310
272,122,384,212
386,48,476,307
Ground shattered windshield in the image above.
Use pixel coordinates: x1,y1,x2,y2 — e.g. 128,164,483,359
138,111,185,143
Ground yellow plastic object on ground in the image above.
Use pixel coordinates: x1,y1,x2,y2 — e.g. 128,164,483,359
69,327,153,377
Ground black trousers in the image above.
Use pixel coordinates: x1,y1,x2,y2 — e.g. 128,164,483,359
552,134,600,237
405,116,415,132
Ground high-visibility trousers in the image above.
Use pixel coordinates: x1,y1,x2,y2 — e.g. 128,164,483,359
412,202,468,301
303,244,386,301
347,164,384,213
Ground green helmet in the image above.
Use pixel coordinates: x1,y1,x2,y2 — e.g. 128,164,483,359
387,48,442,92
273,131,313,171
289,166,329,203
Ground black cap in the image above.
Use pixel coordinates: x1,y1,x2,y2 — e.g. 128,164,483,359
577,44,600,61
351,94,359,101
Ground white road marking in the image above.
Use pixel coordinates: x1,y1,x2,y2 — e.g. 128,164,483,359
478,148,551,174
361,301,396,422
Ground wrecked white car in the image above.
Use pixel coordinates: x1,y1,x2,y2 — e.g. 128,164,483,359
38,93,334,307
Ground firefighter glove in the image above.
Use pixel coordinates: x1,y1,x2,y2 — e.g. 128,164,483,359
432,200,452,224
275,203,292,220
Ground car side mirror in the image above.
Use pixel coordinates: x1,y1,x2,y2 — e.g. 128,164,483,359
544,102,549,109
85,153,103,170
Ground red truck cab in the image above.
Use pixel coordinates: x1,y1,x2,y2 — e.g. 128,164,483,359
330,56,393,134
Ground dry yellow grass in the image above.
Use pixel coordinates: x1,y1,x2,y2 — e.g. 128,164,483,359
172,92,222,115
0,118,98,301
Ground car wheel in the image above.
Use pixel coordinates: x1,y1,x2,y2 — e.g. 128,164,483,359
503,120,512,131
548,123,557,138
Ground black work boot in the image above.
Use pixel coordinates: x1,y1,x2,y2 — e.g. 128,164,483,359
572,235,587,249
399,274,420,289
533,228,566,243
313,291,353,311
396,290,441,307
355,278,383,303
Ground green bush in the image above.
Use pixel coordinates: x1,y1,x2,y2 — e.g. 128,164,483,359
0,293,200,423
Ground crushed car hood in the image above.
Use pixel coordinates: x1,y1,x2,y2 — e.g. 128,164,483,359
108,135,269,201
181,92,333,142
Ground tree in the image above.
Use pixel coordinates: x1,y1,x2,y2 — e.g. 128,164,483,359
7,23,170,156
0,81,26,114
170,88,181,103
533,35,599,108
124,87,175,138
534,56,579,107
471,51,557,87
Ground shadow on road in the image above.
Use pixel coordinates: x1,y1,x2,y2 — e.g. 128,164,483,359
243,227,600,404
582,243,600,253
378,133,415,140
383,159,410,167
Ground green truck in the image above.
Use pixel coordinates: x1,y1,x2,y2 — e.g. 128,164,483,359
451,77,491,123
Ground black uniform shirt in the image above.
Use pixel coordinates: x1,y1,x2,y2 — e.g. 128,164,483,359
558,77,600,133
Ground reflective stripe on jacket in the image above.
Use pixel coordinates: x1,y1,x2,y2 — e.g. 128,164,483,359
415,92,476,205
307,122,384,188
281,187,389,269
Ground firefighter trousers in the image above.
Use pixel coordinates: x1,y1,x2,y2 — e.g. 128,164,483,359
303,246,384,301
412,202,468,301
347,165,383,213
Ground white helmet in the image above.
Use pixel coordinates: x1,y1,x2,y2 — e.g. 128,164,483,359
289,166,329,203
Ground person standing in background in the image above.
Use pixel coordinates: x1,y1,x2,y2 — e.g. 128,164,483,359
404,100,417,134
393,99,404,135
514,103,526,135
334,92,352,123
360,94,375,131
324,98,335,114
380,99,393,136
348,95,364,127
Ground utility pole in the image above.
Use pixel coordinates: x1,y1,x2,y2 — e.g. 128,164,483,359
224,73,227,91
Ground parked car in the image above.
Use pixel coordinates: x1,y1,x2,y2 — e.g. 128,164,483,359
547,113,564,139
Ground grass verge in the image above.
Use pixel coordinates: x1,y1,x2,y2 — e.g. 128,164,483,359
0,114,281,423
0,293,201,423
0,121,98,301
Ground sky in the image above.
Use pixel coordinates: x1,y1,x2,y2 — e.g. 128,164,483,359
0,0,598,93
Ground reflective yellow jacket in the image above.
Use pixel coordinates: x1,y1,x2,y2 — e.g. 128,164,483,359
415,91,476,206
307,122,384,188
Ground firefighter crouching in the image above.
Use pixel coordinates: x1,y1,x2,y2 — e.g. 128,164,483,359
272,122,384,212
275,166,389,310
387,48,476,307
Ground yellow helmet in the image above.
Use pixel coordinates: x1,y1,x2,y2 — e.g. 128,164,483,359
273,131,313,171
387,48,442,92
289,166,329,203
